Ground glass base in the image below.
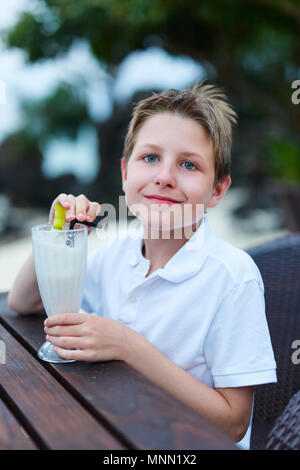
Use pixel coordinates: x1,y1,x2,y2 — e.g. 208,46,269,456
37,341,75,363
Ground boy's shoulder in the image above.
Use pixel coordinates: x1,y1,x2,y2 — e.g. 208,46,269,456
207,231,264,289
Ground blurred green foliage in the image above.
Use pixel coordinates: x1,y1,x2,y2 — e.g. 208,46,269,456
265,137,300,181
6,0,300,66
21,83,90,142
1,0,300,207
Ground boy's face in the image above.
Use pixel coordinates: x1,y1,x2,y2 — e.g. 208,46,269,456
121,112,231,234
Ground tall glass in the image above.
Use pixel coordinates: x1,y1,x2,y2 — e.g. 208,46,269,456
32,223,88,363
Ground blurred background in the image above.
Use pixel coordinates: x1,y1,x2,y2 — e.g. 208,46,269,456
0,0,299,292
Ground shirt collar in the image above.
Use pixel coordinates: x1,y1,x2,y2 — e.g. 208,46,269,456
128,216,216,283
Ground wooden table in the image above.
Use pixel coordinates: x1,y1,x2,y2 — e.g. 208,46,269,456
0,292,237,451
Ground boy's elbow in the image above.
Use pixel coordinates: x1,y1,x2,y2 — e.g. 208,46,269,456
233,425,247,444
7,292,34,315
229,419,249,443
7,291,16,310
7,291,23,313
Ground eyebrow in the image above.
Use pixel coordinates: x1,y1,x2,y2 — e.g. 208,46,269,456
136,144,207,164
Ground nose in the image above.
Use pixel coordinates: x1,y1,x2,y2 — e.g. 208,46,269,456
153,163,177,188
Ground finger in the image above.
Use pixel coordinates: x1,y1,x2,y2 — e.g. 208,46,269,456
44,324,83,337
46,335,86,349
56,193,72,209
54,345,99,362
53,346,83,361
65,194,76,222
86,202,101,222
75,194,90,221
44,313,86,327
48,193,69,223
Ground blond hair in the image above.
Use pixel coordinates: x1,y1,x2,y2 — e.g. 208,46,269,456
123,82,237,185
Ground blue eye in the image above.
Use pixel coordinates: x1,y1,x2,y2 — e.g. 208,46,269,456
144,154,158,163
182,161,197,170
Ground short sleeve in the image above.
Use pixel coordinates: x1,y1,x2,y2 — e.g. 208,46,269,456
81,247,105,316
204,279,277,388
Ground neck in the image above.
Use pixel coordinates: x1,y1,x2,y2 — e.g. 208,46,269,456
142,220,202,276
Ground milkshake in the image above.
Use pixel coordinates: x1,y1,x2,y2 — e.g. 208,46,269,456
32,224,88,362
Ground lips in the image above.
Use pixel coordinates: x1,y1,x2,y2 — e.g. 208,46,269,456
144,194,183,204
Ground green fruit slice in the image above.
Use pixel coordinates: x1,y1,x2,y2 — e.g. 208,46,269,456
53,204,67,229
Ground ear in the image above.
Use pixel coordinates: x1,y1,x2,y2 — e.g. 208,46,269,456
207,175,231,208
121,157,128,193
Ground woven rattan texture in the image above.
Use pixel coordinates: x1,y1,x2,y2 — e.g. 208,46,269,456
264,389,300,450
247,234,300,427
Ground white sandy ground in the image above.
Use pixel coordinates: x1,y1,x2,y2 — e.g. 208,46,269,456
0,188,289,293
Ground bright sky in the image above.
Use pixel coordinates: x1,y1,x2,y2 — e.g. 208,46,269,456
0,1,205,182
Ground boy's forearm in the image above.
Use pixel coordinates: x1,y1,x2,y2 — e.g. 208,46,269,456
121,327,242,441
7,252,43,314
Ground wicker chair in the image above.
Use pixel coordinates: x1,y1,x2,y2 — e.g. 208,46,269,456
246,234,300,450
264,389,300,450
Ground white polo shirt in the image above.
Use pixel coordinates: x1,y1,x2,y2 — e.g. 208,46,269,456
81,216,277,449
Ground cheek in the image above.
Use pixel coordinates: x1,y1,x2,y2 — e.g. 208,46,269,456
179,178,202,202
123,169,144,208
126,165,149,192
182,175,214,203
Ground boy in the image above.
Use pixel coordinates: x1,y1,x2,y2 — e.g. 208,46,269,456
8,83,277,449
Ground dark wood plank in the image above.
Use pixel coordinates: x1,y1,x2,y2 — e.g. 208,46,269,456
0,293,236,450
0,397,37,450
0,324,126,450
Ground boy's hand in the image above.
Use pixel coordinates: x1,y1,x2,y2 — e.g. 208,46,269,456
49,193,101,230
44,313,130,362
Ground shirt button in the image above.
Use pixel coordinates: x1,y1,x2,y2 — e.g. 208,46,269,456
128,295,137,304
